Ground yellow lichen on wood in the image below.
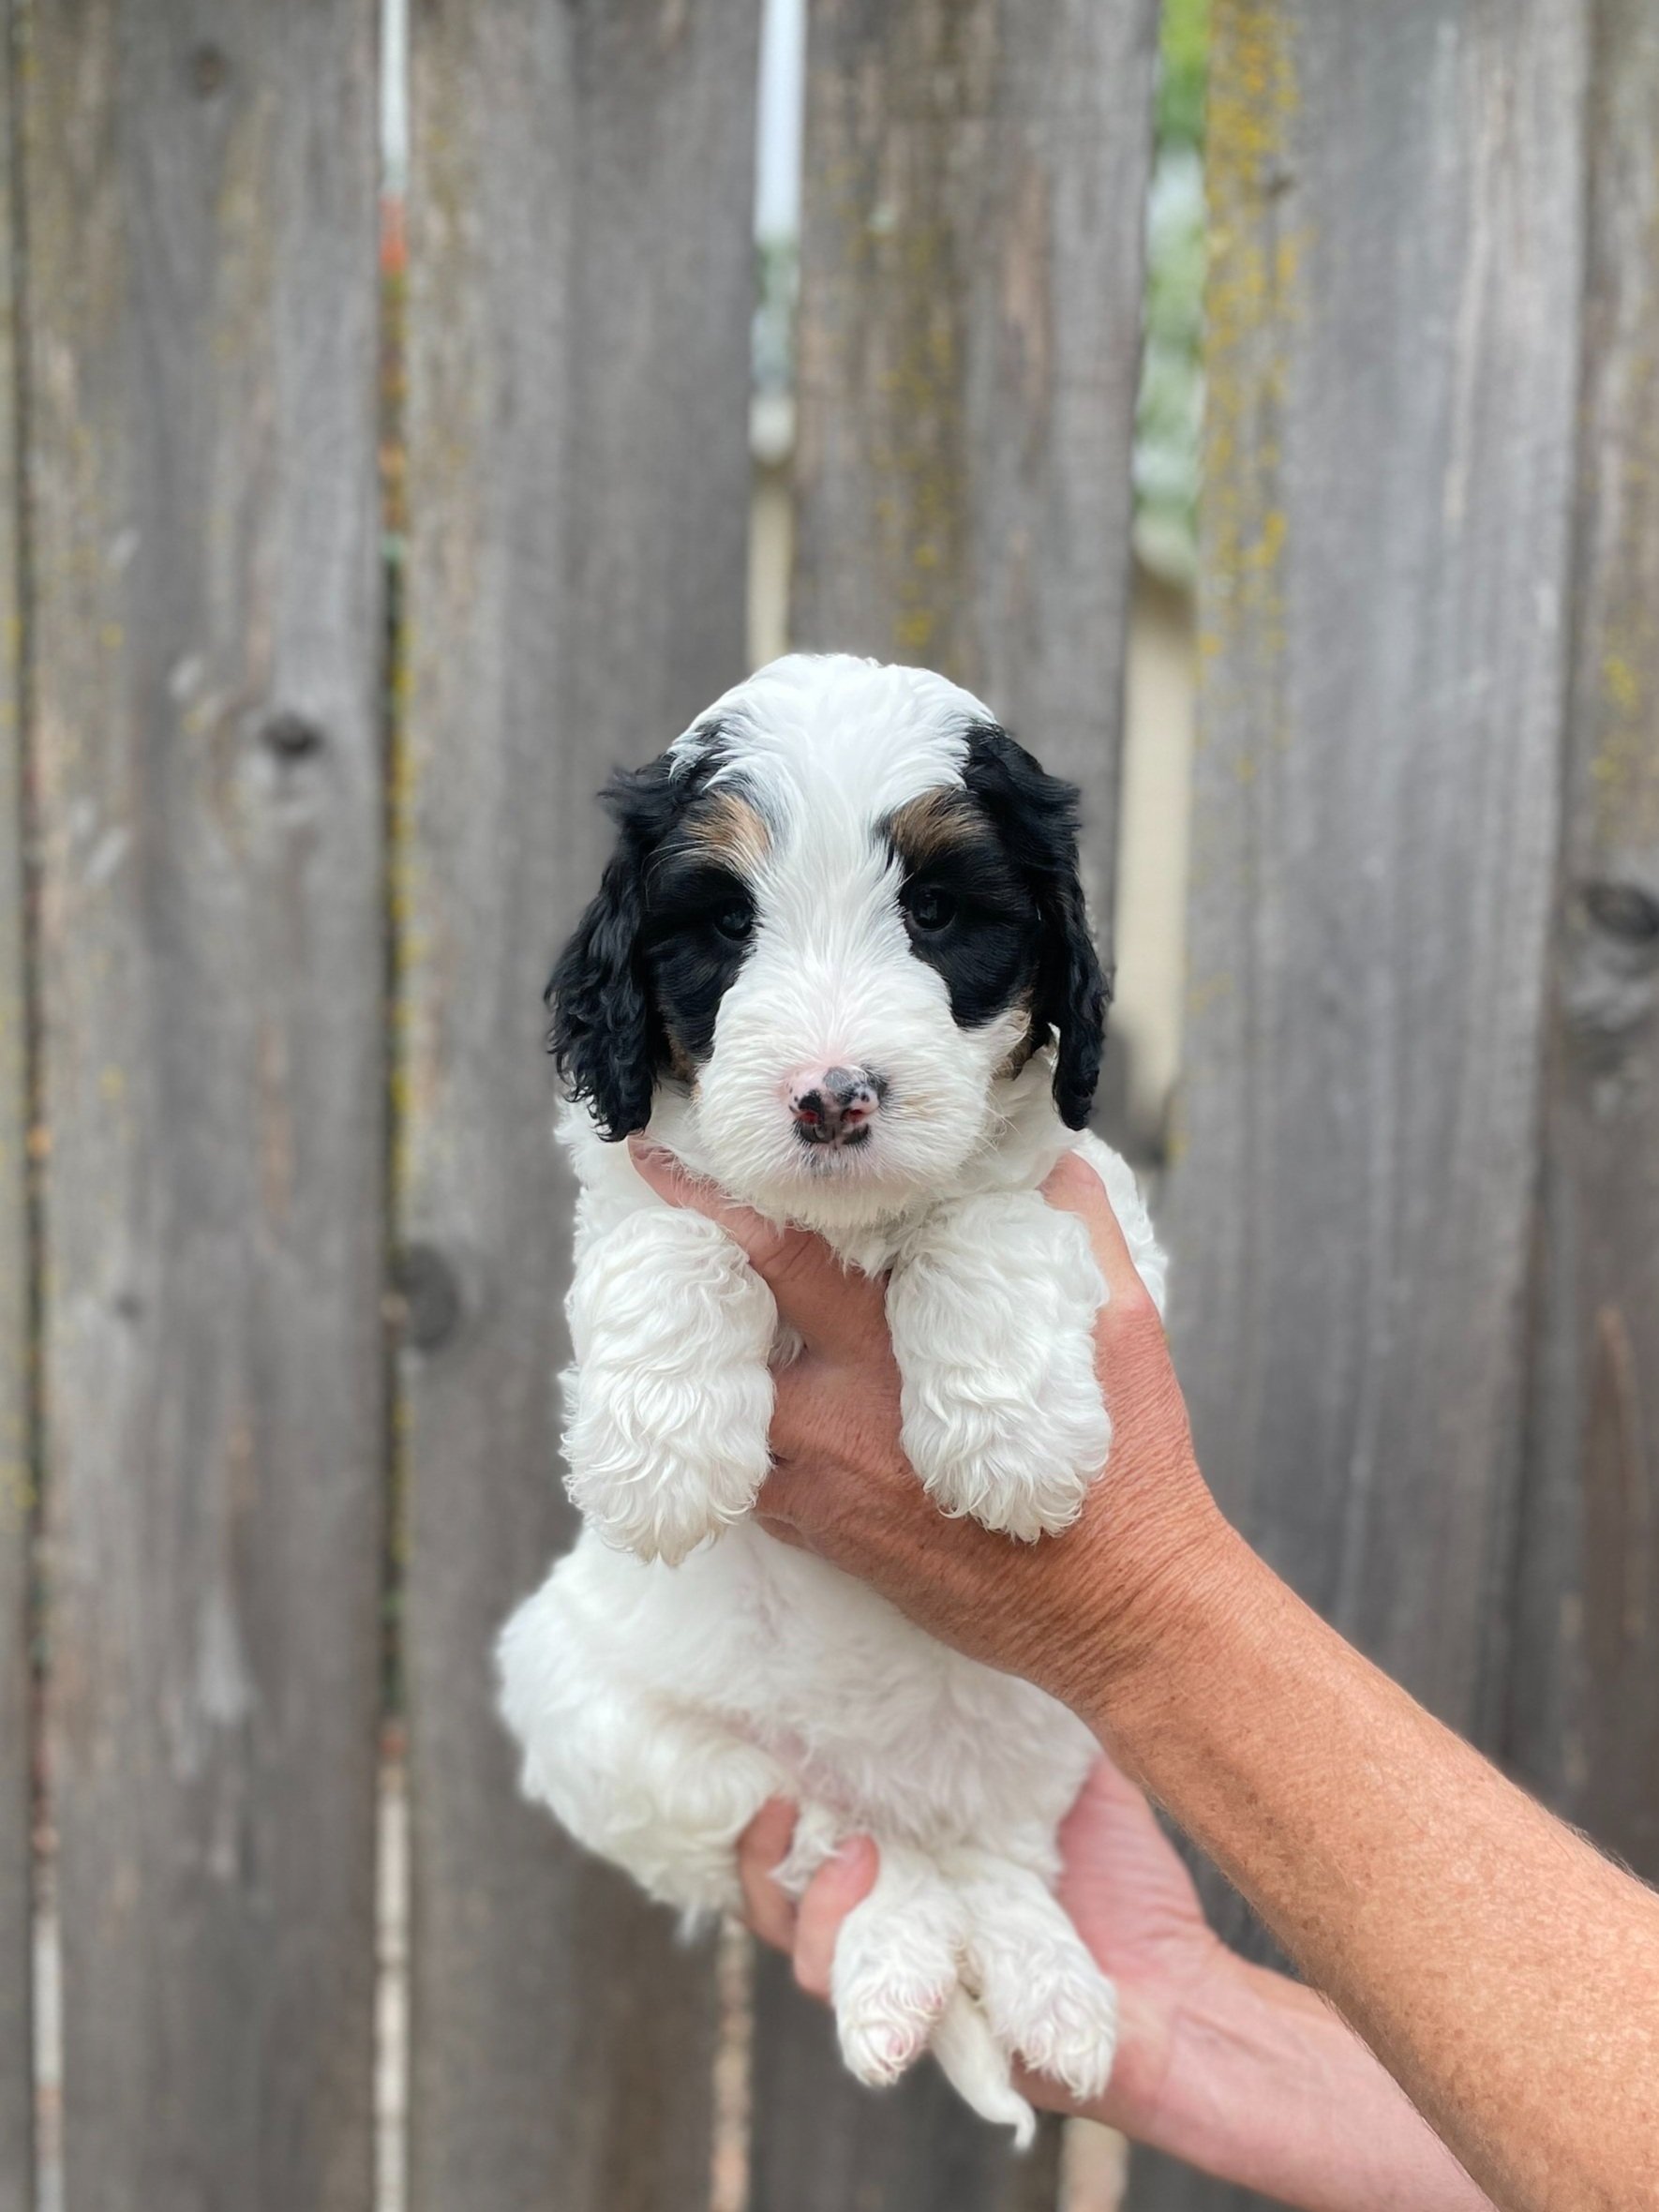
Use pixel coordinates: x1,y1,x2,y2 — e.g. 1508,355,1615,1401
1583,239,1659,852
859,195,969,680
1200,0,1303,756
1182,2,1306,1039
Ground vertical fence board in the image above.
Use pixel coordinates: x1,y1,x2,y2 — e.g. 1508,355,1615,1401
791,0,1158,911
1140,3,1587,2205
1140,0,1587,2201
763,3,1155,2204
401,4,760,2206
1168,0,1584,1766
1506,0,1659,1882
749,1951,1065,2212
27,7,384,2208
0,3,31,2201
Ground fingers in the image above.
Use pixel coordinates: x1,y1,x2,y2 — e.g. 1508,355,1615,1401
735,1801,880,2005
793,1837,879,1999
628,1138,886,1355
1040,1151,1161,1333
738,1800,801,1954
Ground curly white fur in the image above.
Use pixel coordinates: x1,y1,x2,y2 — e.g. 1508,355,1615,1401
499,657,1168,2137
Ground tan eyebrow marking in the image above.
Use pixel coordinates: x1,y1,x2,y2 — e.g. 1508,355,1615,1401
886,785,985,868
682,790,771,876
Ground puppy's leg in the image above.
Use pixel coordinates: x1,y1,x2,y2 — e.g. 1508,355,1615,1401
828,1843,966,2088
827,1846,1041,2141
499,1574,787,1916
949,1850,1118,2102
887,1190,1108,1539
565,1207,776,1563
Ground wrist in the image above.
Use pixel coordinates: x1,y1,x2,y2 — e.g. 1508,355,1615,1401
1132,1952,1487,2212
1062,1491,1268,1755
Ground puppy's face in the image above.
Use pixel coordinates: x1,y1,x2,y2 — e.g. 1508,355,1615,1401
549,656,1108,1228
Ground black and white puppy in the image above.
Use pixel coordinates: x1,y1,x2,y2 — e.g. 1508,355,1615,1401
501,654,1166,2135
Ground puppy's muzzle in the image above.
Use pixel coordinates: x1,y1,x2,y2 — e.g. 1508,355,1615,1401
788,1065,885,1149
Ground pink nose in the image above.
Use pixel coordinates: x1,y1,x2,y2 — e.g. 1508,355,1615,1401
788,1065,884,1147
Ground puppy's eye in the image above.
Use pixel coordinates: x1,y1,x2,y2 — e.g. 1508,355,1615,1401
904,882,957,933
711,902,754,944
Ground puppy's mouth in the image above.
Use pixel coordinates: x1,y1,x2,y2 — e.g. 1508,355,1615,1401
793,1122,873,1155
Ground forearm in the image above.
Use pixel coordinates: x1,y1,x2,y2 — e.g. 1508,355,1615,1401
1092,1530,1659,2211
1141,1953,1491,2211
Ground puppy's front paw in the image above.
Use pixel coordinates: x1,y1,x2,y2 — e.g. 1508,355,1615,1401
887,1193,1109,1539
567,1397,771,1565
565,1208,776,1563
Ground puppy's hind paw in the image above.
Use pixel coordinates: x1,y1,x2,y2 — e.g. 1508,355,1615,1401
958,1861,1118,2102
837,1977,954,2089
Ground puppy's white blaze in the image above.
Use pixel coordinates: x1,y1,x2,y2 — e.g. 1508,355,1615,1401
679,652,991,815
507,654,1168,2136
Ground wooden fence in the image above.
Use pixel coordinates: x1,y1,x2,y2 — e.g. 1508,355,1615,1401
0,3,1654,2211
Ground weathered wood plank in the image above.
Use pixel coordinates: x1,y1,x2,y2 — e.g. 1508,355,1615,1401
1138,3,1587,2203
0,3,33,2200
791,0,1158,920
400,4,760,2206
1504,0,1659,1885
749,1953,1064,2212
1167,0,1584,1767
769,2,1157,2202
26,7,385,2207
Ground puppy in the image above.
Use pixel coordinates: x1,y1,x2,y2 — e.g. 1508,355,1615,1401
499,654,1166,2138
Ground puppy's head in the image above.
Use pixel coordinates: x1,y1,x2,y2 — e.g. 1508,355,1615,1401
547,655,1109,1226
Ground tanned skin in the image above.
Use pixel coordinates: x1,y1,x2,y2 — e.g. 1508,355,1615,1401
631,1141,1659,2212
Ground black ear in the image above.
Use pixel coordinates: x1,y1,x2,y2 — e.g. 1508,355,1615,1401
546,754,680,1141
963,724,1112,1129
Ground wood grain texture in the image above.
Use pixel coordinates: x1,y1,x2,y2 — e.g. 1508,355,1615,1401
26,7,385,2208
1167,0,1584,1738
0,5,33,2202
1140,5,1587,2200
400,4,760,2206
1504,0,1659,1883
748,1952,1064,2212
767,3,1155,2201
790,0,1158,915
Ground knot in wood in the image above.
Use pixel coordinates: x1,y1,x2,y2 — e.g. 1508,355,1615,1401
1566,880,1659,1041
1582,879,1659,951
396,1244,463,1352
189,44,229,97
261,710,325,762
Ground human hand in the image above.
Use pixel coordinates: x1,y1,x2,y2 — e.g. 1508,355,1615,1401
626,1140,1249,1726
735,1772,1497,2210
